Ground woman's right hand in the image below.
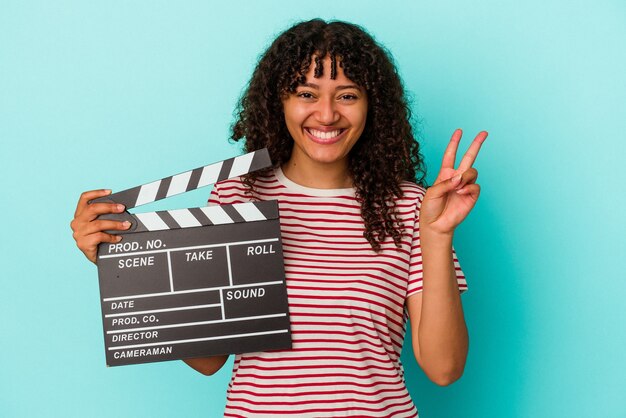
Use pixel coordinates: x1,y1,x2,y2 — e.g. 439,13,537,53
70,189,132,264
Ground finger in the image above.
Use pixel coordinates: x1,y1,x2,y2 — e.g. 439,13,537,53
427,172,464,199
93,232,124,245
78,232,124,263
458,131,488,171
80,202,126,222
75,189,112,217
80,220,132,236
456,183,481,199
429,168,478,198
454,168,478,190
78,232,123,254
440,129,463,170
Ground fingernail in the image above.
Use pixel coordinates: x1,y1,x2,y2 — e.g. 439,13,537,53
116,235,123,241
117,204,125,212
451,174,462,186
122,221,131,229
104,189,112,194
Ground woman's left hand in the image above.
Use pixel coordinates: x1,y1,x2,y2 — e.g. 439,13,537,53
420,129,488,237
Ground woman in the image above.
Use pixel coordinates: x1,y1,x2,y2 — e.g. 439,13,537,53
71,19,486,417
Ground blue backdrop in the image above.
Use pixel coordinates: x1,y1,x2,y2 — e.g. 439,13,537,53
1,1,624,417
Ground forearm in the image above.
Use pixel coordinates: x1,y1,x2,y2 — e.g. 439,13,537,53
417,230,469,384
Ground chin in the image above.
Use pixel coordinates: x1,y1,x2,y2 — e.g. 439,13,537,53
308,151,347,165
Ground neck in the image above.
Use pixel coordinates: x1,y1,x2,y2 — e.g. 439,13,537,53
281,156,353,189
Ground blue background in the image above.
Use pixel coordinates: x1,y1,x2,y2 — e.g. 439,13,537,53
1,1,624,417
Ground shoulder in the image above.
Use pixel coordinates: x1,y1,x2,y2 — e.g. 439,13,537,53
210,168,280,205
392,181,428,226
398,180,427,205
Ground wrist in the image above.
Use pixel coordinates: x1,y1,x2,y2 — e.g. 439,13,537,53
420,226,454,247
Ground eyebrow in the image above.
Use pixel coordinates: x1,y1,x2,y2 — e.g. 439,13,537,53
300,82,361,91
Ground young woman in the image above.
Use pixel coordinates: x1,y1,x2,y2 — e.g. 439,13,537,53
71,19,487,417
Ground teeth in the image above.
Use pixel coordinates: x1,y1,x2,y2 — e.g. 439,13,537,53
308,129,342,139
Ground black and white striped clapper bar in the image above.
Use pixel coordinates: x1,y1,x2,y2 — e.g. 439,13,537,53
91,149,291,366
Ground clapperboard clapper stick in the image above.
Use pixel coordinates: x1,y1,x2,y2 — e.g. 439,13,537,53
90,149,292,366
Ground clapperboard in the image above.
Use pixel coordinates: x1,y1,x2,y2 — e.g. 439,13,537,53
91,149,291,366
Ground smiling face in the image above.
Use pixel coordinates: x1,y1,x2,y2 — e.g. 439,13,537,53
281,55,368,185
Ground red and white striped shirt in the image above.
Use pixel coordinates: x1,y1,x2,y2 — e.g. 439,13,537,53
209,167,467,418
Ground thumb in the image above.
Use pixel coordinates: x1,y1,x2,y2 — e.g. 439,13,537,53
427,173,462,199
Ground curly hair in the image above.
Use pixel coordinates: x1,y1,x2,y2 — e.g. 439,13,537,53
231,19,426,252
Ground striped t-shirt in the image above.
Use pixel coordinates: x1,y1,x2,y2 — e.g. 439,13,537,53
209,167,467,418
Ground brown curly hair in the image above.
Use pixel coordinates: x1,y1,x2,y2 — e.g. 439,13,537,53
231,19,426,252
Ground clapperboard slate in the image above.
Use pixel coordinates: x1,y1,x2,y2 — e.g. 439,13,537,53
91,149,291,366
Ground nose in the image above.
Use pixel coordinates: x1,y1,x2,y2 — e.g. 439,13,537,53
314,97,340,125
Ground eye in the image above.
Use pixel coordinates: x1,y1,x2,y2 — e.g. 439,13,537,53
296,91,315,100
338,93,358,101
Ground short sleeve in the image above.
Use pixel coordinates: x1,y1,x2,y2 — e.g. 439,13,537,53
207,183,221,207
406,194,468,299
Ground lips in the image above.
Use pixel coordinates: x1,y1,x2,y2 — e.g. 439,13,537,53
305,128,347,144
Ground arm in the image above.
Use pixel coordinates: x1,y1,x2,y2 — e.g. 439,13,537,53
406,232,468,386
406,129,487,385
71,189,231,377
183,355,230,376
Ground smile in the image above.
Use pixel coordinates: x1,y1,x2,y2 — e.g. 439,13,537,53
305,128,346,144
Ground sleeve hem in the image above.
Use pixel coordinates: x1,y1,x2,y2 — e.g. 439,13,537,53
406,285,469,300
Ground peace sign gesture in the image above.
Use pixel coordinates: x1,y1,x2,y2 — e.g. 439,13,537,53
420,129,488,237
